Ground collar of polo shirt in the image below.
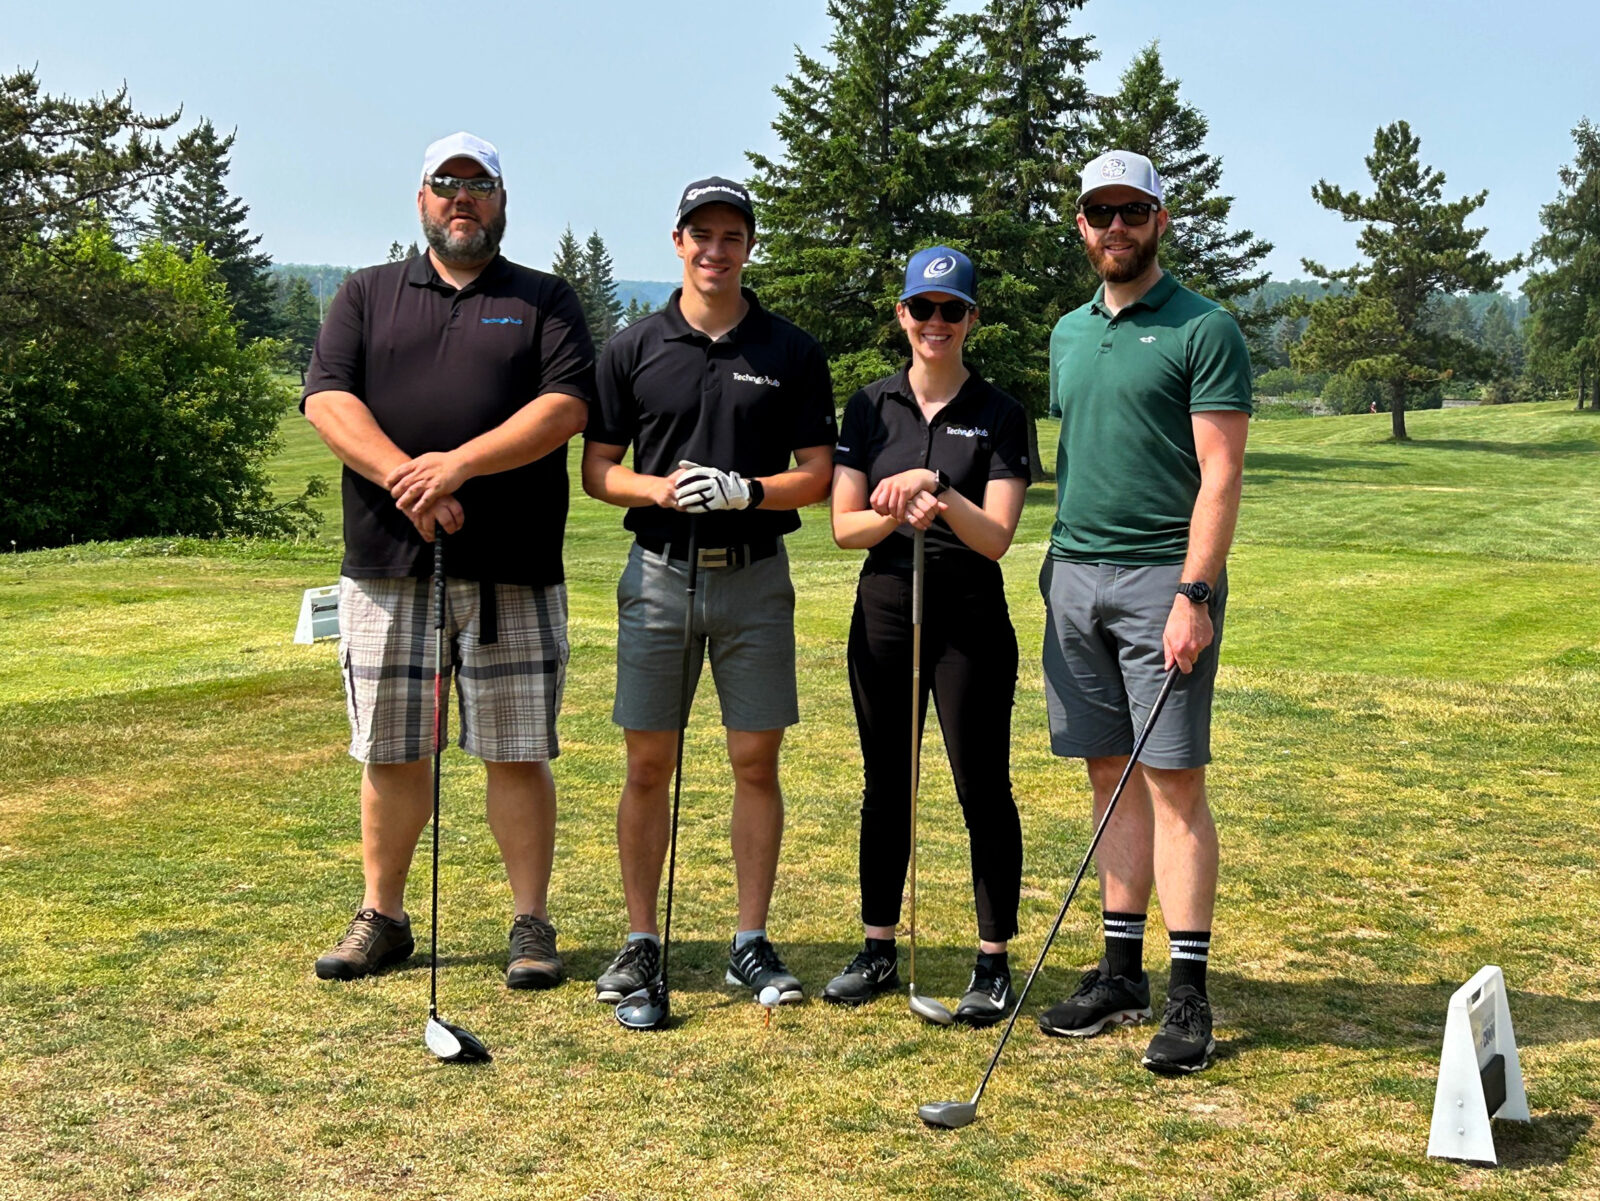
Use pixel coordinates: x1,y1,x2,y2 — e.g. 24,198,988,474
660,286,770,343
1091,270,1178,318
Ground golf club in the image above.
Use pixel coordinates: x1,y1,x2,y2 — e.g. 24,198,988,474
423,531,491,1064
918,664,1182,1128
906,529,954,1027
616,516,700,1031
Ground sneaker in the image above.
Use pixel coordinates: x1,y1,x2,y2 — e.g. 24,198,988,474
953,958,1013,1027
1037,963,1152,1038
595,938,660,1004
1142,985,1215,1074
822,944,900,1006
506,914,563,990
314,908,414,981
725,936,804,1004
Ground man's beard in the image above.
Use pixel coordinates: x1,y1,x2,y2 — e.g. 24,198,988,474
1086,231,1159,283
422,208,506,265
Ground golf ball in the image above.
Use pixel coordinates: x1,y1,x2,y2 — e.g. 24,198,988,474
758,985,781,1007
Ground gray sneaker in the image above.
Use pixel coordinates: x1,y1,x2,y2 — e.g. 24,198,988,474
953,959,1013,1027
314,908,414,981
1038,963,1152,1037
507,914,563,990
725,936,803,1003
595,938,660,1004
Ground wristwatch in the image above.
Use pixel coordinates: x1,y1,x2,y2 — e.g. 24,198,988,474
930,468,951,496
1176,581,1213,605
746,478,766,509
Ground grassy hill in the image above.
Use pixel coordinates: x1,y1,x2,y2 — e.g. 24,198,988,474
3,402,1599,1199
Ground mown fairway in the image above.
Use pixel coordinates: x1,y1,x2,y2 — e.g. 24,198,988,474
4,401,1600,1200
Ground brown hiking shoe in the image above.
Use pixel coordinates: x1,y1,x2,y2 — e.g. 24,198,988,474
314,908,414,980
507,914,562,990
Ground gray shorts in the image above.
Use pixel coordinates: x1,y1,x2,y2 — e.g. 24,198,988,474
1038,558,1227,770
614,540,799,732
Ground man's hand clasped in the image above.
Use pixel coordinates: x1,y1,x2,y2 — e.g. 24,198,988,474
386,452,469,542
674,460,754,513
870,467,947,531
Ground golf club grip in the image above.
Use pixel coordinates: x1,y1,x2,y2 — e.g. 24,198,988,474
660,517,699,989
911,529,924,626
967,664,1182,1107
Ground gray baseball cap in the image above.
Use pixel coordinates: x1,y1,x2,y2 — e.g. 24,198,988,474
1079,150,1163,206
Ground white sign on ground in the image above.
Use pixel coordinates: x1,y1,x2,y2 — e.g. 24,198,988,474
293,585,340,643
1427,965,1529,1164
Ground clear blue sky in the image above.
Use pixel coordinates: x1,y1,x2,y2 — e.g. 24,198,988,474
10,1,1592,287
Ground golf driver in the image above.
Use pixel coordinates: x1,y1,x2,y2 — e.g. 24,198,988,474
906,529,954,1027
423,531,490,1065
616,516,700,1031
918,664,1182,1128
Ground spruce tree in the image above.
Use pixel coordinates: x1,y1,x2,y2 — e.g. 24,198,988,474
277,276,321,376
1524,117,1600,408
582,230,625,352
550,225,587,291
1291,121,1520,438
746,0,972,398
151,119,277,341
623,297,655,325
386,240,406,262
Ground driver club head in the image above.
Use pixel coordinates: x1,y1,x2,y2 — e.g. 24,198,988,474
909,986,956,1027
424,1016,491,1063
614,981,671,1031
918,1099,978,1129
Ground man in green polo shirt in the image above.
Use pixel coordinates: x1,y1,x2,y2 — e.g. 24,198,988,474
1035,149,1251,1075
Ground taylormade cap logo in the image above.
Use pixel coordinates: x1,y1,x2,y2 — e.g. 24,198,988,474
923,255,957,279
683,183,748,205
676,175,757,230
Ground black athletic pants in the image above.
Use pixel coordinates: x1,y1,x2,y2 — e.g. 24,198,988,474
847,559,1022,943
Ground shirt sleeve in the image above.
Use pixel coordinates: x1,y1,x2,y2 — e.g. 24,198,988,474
789,339,838,449
832,391,874,470
301,272,366,409
585,332,636,448
1187,309,1254,414
988,399,1031,480
535,279,597,403
1047,324,1064,420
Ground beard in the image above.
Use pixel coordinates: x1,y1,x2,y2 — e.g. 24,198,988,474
422,208,506,265
1086,230,1160,284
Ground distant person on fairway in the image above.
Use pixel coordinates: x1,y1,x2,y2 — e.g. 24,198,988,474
581,177,835,1010
824,246,1029,1024
302,132,594,991
1036,150,1251,1074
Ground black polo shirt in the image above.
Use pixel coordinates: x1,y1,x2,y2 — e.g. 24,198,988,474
586,287,835,546
302,254,595,585
834,367,1029,567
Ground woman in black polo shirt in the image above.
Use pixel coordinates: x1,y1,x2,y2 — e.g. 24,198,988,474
823,246,1029,1025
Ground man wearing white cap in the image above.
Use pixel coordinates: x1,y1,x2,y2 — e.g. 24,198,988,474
302,132,595,992
1035,150,1252,1074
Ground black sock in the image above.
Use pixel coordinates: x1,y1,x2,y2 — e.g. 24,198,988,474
1103,911,1146,980
866,936,896,957
976,950,1009,978
1168,930,1210,996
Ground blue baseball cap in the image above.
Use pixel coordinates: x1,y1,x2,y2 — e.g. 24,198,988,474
900,246,977,306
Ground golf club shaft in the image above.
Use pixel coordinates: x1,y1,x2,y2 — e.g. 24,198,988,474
965,665,1182,1108
660,517,699,991
429,531,446,1021
909,529,924,988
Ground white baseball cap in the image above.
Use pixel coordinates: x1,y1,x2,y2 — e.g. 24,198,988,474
1079,150,1163,206
421,132,502,180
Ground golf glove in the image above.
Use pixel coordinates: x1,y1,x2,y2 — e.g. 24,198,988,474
675,461,752,512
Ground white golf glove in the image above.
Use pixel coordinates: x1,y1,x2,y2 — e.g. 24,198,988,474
675,460,752,512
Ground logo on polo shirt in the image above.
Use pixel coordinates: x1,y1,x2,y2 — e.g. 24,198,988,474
923,255,957,279
1140,335,1156,343
1101,158,1128,179
733,372,781,388
943,425,988,438
481,316,524,325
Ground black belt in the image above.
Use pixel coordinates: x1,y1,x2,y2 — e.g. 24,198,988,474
635,533,780,570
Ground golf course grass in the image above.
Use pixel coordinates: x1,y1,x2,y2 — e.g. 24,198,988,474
3,400,1599,1199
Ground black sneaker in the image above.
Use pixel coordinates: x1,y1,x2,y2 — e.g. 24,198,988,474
506,914,563,990
314,908,414,981
1038,963,1152,1037
953,959,1013,1027
822,945,900,1006
1142,985,1215,1074
595,938,660,1004
725,936,804,1004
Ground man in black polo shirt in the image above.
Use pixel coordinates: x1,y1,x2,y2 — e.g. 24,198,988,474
582,176,835,1011
302,132,594,992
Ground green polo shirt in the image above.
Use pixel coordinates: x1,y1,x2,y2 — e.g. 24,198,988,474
1047,272,1252,564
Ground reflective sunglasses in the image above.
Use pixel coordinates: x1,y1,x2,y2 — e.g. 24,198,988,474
905,296,974,322
426,174,500,200
1081,200,1157,229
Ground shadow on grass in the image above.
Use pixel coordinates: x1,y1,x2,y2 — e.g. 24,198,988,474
1407,438,1600,458
1243,452,1405,475
1493,1111,1595,1170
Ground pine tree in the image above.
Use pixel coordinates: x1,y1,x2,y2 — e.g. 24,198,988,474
1087,43,1272,317
386,240,406,262
150,119,277,341
1524,118,1600,408
277,276,321,377
1291,121,1520,439
582,230,625,352
623,297,655,325
746,0,973,398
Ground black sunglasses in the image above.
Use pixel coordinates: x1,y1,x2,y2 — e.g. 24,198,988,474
905,296,974,322
426,174,500,200
1081,201,1157,229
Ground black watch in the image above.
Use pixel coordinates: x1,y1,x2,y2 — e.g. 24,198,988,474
1176,580,1213,605
931,468,951,496
746,478,766,509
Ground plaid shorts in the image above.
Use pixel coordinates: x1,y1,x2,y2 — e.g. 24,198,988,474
337,576,569,765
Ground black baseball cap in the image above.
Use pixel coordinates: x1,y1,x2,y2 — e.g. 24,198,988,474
676,176,755,235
